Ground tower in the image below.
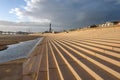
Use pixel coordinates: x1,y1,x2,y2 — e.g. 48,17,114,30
49,23,52,32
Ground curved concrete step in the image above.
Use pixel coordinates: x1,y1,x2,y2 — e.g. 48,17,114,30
37,40,49,80
50,40,103,80
51,39,120,79
49,40,80,80
53,39,120,67
57,38,120,59
22,27,120,80
48,42,64,80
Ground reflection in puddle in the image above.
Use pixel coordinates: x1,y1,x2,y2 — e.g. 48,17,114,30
0,38,43,63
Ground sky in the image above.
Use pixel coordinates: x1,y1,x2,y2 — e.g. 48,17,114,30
0,0,120,32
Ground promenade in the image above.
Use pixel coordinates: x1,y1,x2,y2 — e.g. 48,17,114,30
23,26,120,80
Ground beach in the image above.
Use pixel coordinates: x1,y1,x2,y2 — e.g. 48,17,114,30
0,26,120,80
23,26,120,80
0,35,39,50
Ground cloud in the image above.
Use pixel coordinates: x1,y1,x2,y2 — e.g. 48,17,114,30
104,0,120,4
0,20,49,27
8,0,120,30
0,20,52,32
9,8,24,19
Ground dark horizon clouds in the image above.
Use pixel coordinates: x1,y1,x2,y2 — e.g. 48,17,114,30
1,0,120,32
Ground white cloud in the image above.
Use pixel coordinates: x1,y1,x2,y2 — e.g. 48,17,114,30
0,20,50,26
0,20,51,32
9,8,24,19
24,0,40,11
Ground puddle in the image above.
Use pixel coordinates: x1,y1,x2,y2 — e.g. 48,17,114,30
0,37,43,63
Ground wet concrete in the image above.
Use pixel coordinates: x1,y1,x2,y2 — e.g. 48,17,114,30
0,38,43,63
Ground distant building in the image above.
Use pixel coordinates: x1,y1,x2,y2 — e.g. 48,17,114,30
112,21,120,25
105,22,114,26
16,31,29,34
89,24,98,28
99,22,114,27
0,31,2,34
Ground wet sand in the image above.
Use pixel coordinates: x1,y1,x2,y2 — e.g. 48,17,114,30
0,45,7,51
0,35,39,50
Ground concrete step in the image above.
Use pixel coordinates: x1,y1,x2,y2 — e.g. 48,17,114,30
52,39,120,79
37,41,49,80
48,41,63,80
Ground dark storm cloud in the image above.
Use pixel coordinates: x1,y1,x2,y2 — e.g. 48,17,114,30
4,0,120,30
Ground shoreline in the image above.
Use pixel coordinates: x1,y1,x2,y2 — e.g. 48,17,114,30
0,45,8,51
0,35,40,51
0,37,42,64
